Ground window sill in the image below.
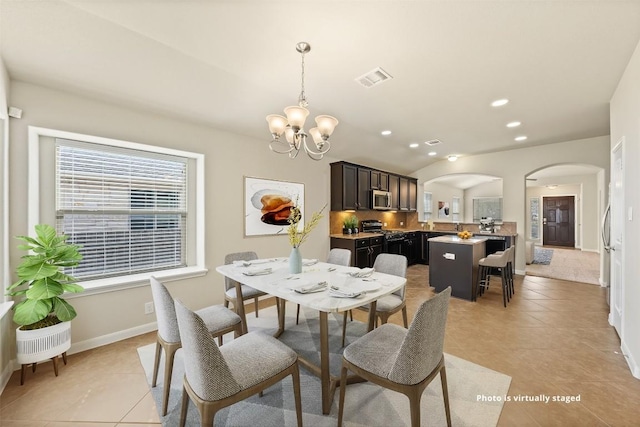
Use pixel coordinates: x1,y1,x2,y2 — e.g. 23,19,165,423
0,301,14,321
65,266,209,298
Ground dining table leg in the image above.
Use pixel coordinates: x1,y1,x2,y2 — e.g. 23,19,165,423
233,282,248,335
319,311,335,415
367,301,377,332
275,297,286,338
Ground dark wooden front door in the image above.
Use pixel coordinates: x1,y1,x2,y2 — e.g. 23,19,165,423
543,196,575,247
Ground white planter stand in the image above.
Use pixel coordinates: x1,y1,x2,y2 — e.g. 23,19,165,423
16,321,71,385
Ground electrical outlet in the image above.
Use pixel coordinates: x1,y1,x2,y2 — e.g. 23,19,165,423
383,222,387,227
144,301,154,315
400,221,404,226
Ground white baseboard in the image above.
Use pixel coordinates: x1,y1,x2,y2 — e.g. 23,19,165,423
515,269,526,275
621,340,640,380
582,248,599,253
10,321,158,372
0,358,15,395
69,321,158,355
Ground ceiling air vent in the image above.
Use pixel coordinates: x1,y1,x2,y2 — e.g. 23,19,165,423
355,67,393,88
425,139,442,146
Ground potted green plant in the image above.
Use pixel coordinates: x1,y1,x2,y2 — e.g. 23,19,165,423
6,224,84,382
343,215,359,234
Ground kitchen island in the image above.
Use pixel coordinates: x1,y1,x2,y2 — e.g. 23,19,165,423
428,235,488,301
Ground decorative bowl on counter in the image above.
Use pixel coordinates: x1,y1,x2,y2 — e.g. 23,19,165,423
457,230,473,239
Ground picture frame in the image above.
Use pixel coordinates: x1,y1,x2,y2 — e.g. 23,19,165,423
438,201,450,219
244,176,304,237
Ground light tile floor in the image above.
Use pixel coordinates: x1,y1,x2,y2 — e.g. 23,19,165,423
1,265,638,426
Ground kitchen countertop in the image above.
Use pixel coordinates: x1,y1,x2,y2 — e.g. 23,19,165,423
330,232,383,240
428,235,488,245
423,230,517,237
331,231,517,239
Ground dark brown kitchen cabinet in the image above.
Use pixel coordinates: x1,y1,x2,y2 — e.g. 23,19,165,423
331,161,415,212
399,177,409,210
331,162,370,210
388,174,399,210
403,231,420,265
371,170,389,191
357,167,371,210
331,236,382,268
409,179,417,211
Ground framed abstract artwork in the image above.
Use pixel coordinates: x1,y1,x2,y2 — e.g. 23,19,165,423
244,176,304,237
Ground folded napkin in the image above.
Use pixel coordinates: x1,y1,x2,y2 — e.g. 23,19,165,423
242,267,272,276
233,259,272,267
293,281,328,294
348,267,374,278
302,259,319,266
328,286,363,298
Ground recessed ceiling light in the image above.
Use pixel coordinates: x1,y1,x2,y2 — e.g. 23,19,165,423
506,121,521,128
515,136,527,142
447,155,458,162
428,151,437,156
381,130,392,136
491,99,509,107
409,143,419,148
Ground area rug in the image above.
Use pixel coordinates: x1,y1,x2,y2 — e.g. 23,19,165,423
137,303,511,426
532,247,553,265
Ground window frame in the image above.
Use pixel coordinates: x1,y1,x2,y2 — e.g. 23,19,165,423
28,126,207,296
423,191,433,221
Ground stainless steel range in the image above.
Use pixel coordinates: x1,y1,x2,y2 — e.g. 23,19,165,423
361,220,407,254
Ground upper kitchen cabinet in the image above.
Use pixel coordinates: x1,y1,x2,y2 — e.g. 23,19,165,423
331,162,371,210
331,161,416,211
399,177,409,210
398,177,418,211
409,179,417,211
388,174,399,210
371,170,389,191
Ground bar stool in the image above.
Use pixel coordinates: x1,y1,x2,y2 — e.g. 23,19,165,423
477,250,510,307
490,246,515,298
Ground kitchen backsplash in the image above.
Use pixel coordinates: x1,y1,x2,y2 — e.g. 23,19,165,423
329,211,516,235
329,211,419,234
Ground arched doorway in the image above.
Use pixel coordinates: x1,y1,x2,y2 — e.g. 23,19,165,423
524,164,605,285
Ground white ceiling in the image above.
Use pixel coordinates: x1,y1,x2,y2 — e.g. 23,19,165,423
2,1,639,175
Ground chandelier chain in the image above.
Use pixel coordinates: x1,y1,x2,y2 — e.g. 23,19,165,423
298,49,308,107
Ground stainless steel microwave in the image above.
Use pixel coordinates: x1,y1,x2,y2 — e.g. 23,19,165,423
372,190,392,210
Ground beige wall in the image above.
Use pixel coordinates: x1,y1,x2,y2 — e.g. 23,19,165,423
0,57,12,390
6,81,335,354
610,37,640,378
414,136,610,273
422,181,464,222
463,180,503,223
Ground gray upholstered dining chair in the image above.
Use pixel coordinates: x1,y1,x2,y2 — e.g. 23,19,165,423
224,251,268,332
149,276,242,416
174,299,303,427
341,253,408,347
338,287,452,427
295,248,352,325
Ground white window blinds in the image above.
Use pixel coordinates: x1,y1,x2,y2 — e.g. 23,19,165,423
55,140,187,280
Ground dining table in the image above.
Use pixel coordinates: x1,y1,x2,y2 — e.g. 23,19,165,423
215,257,407,414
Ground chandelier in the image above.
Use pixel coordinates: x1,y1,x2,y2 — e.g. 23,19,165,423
266,42,339,160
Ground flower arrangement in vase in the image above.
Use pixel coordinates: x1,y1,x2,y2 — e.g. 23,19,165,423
287,201,326,273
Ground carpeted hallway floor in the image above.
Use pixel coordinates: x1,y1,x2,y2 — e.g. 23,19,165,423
526,246,600,285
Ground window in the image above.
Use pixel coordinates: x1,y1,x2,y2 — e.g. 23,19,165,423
29,127,205,292
530,197,540,239
423,191,432,220
472,197,503,222
451,196,461,222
